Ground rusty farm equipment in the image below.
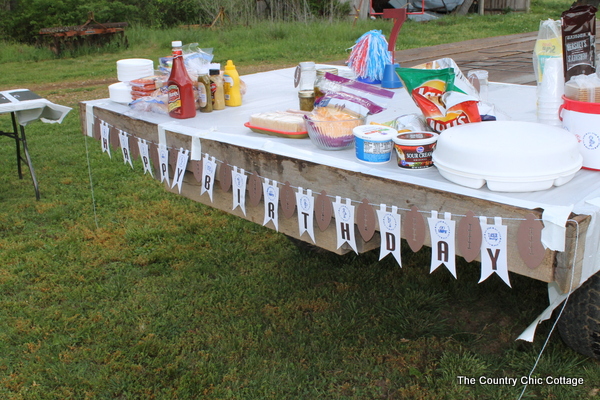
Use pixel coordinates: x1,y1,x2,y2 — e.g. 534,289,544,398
39,12,128,55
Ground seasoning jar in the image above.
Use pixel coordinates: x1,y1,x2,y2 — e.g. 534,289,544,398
298,90,315,112
209,68,225,110
198,71,213,113
314,67,338,100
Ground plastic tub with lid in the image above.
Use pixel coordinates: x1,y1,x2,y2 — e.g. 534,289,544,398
431,121,582,192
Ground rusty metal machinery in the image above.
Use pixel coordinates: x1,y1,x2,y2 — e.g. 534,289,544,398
39,12,128,55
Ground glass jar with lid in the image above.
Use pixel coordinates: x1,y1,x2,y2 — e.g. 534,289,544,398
314,67,338,100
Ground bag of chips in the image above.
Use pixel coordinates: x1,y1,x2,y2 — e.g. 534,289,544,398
397,65,481,133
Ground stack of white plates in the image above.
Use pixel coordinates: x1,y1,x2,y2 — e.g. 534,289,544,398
109,82,133,104
116,58,154,82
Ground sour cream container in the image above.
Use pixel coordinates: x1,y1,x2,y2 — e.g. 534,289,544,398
392,131,439,169
352,125,396,164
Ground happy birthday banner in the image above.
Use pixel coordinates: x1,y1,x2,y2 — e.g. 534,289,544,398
93,116,553,288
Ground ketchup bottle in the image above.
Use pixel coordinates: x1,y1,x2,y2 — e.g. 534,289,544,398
166,41,196,119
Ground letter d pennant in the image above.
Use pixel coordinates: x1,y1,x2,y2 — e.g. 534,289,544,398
376,204,402,266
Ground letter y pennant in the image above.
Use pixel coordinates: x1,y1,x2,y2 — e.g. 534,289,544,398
479,216,511,287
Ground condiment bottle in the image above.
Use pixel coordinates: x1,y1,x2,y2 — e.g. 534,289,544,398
166,40,196,119
223,60,242,107
198,68,213,113
209,66,225,110
298,90,315,112
314,67,338,100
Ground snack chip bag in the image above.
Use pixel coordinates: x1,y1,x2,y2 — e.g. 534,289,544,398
397,64,481,133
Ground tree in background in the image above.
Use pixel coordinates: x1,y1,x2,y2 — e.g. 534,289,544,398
0,0,351,44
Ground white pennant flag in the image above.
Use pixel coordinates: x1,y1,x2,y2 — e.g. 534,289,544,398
232,167,247,216
158,144,169,185
262,179,280,231
479,216,511,287
428,211,457,278
333,196,358,254
376,204,402,266
201,154,216,202
137,138,153,177
119,130,133,169
100,121,111,158
295,187,315,243
171,148,190,193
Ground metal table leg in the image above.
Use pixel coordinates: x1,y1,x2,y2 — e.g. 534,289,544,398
2,112,40,200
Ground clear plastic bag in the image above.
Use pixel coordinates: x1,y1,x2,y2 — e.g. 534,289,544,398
533,19,562,86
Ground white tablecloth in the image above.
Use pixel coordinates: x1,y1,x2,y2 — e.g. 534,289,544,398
0,89,71,125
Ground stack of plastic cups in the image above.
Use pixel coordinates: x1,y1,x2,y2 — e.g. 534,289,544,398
536,57,564,127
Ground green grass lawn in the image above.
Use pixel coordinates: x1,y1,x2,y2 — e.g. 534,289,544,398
1,2,600,399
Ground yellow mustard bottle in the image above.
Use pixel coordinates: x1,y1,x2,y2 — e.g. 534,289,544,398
223,60,242,107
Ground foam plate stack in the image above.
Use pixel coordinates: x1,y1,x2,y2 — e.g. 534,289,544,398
109,82,134,104
116,58,154,82
111,58,154,104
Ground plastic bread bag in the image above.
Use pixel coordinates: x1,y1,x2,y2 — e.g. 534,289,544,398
316,72,395,111
565,73,600,102
129,88,168,115
533,19,562,86
315,90,384,118
375,113,430,132
397,66,481,132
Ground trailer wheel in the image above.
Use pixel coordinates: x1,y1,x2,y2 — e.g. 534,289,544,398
557,271,600,360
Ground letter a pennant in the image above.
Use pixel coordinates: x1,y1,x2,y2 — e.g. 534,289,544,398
262,179,280,231
231,167,247,216
200,154,216,202
171,148,189,194
295,187,315,243
479,216,511,287
428,211,457,278
333,196,357,254
376,204,402,266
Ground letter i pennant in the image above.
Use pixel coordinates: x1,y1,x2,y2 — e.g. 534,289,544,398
376,204,402,266
428,211,457,278
479,216,511,287
200,154,216,202
171,148,189,194
333,197,357,254
231,167,247,216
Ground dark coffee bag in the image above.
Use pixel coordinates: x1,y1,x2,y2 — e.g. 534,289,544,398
562,4,598,81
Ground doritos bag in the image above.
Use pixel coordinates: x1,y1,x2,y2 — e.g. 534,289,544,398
397,64,481,133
